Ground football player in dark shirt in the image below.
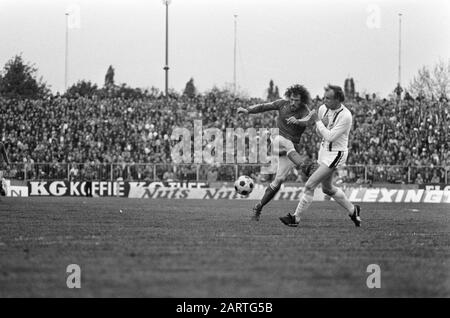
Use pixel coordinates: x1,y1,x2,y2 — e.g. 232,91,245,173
237,84,315,220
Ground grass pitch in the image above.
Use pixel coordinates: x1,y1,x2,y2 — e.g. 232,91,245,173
0,197,449,297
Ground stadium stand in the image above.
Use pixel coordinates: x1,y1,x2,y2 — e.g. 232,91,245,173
1,93,449,184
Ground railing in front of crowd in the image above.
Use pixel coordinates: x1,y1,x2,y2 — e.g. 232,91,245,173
3,163,449,185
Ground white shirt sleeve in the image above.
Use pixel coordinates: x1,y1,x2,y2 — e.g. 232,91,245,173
315,112,351,142
315,105,326,136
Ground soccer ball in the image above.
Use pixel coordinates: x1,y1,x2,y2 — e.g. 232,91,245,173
234,175,254,196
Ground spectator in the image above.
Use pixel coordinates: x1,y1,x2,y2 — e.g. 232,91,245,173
206,168,218,182
414,173,424,185
69,164,79,181
162,169,175,181
430,170,441,183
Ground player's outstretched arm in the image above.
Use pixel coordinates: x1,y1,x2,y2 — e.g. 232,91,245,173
236,107,249,115
286,110,317,127
237,99,283,116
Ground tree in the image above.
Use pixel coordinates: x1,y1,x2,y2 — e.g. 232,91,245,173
344,77,355,100
0,54,50,99
432,59,450,99
183,77,197,98
267,79,274,100
113,84,146,99
104,65,115,87
408,59,450,99
221,83,249,99
274,86,280,100
205,84,249,100
147,86,161,98
266,79,280,101
66,80,98,98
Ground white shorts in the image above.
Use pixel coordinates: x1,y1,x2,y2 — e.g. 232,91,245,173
271,135,296,157
318,146,348,169
273,155,295,182
270,135,296,184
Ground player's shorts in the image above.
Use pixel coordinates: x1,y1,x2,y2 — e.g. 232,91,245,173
271,134,296,157
272,155,295,184
269,135,296,185
318,146,348,169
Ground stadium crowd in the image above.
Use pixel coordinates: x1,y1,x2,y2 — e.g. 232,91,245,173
0,91,449,184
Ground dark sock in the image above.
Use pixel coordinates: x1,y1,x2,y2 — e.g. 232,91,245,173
260,183,281,208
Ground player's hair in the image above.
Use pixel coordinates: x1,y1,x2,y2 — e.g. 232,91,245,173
284,84,311,105
325,84,345,102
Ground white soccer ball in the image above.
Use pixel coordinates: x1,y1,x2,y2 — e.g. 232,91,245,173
234,175,254,196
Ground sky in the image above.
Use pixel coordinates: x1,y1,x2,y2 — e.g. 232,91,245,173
0,0,449,98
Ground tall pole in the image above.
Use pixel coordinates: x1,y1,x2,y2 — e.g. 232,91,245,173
398,13,402,87
163,1,171,99
233,14,237,95
65,12,69,91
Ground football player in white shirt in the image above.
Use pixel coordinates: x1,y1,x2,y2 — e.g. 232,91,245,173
279,85,361,227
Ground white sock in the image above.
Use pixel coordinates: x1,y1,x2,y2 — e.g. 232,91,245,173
331,188,354,213
294,192,313,221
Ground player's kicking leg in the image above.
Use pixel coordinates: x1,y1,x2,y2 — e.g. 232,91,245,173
253,135,313,221
252,155,293,221
286,150,316,177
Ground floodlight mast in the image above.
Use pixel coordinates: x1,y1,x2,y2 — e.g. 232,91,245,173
163,0,171,99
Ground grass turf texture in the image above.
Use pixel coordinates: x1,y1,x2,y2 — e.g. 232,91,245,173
0,198,449,297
